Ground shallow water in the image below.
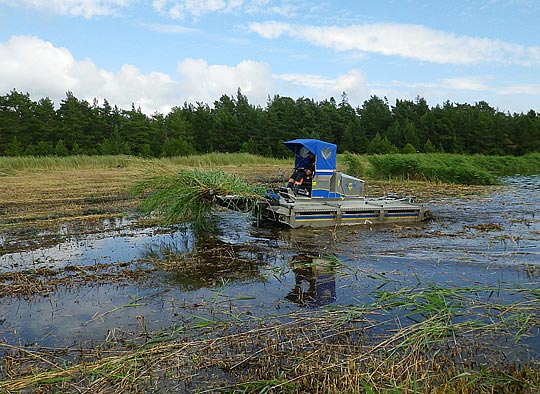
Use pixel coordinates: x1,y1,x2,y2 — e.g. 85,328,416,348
1,176,539,360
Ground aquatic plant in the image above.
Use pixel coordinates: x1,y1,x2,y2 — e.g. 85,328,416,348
366,154,500,185
351,152,540,185
131,169,266,226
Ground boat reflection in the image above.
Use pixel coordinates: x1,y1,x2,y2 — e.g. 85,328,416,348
285,254,337,307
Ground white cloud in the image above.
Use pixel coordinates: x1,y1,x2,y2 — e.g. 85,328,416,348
0,36,174,112
0,35,276,113
0,0,132,18
0,36,82,97
275,73,334,89
388,77,489,92
152,0,244,19
7,35,531,116
176,58,274,104
151,0,303,20
496,84,540,95
248,21,292,39
275,69,368,103
142,23,199,34
248,21,540,66
440,77,488,91
244,0,299,18
1,0,303,20
335,69,368,102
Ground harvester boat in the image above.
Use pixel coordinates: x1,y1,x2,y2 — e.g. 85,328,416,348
255,139,431,228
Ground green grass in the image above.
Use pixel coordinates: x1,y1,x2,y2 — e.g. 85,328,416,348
343,152,540,185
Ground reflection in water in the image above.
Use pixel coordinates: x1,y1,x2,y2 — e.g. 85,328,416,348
285,255,337,307
142,236,266,290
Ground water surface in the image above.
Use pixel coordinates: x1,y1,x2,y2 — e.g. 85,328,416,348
1,176,538,360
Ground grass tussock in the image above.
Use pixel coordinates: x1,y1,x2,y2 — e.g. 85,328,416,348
131,169,266,226
1,284,539,393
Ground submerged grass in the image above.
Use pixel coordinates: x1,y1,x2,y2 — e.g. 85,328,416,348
1,283,539,393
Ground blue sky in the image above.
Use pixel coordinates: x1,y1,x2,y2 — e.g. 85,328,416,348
1,0,539,114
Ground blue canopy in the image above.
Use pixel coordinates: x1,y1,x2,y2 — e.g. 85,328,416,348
283,139,337,174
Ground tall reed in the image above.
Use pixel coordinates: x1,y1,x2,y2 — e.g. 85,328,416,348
345,153,540,185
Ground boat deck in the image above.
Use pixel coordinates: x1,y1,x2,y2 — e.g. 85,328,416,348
261,195,431,228
293,197,422,212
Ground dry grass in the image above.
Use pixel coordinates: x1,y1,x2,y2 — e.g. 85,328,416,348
0,157,285,230
0,168,137,225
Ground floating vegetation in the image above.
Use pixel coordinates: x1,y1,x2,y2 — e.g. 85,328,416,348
131,169,266,226
467,223,504,232
0,262,155,297
1,284,539,393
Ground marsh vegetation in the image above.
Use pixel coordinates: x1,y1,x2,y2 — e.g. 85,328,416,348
1,154,539,393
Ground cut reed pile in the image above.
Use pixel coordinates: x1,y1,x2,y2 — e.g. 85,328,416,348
131,169,266,226
0,262,155,297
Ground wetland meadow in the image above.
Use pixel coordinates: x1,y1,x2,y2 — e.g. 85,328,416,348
0,154,539,393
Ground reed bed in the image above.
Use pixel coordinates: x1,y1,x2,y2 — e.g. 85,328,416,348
0,155,147,175
343,152,540,185
0,154,289,176
1,283,539,393
3,152,539,183
163,152,286,168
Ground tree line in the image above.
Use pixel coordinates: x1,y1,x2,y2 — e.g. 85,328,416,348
1,89,539,157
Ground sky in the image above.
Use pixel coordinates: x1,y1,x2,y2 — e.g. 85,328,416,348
0,0,539,115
